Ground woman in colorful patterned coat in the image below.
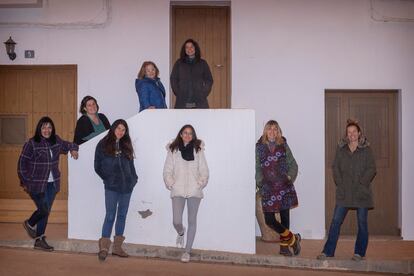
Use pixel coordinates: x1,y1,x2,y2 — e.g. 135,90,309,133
256,120,301,256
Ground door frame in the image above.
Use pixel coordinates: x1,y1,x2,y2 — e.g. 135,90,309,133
324,89,401,236
0,64,77,223
170,2,232,108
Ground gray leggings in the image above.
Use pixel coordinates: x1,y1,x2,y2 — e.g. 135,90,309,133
172,196,201,253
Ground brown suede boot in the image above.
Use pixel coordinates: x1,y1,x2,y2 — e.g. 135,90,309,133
98,237,111,261
112,235,128,257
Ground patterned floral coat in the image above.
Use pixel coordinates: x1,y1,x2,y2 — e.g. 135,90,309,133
256,138,298,213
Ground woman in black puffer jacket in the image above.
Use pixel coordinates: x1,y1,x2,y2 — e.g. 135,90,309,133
94,119,138,261
170,38,213,109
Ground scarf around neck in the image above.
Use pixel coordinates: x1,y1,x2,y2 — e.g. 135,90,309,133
179,142,194,161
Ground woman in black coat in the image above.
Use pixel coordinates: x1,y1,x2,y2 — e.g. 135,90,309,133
170,39,213,109
73,96,110,145
94,119,138,261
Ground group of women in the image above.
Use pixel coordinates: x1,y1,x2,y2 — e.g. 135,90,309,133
18,107,208,263
17,37,377,263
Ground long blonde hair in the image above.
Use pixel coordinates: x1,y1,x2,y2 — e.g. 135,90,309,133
137,61,159,79
260,120,284,144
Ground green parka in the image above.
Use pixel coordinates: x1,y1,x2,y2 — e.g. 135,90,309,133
332,137,376,208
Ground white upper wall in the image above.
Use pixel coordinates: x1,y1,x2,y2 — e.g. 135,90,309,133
1,0,413,239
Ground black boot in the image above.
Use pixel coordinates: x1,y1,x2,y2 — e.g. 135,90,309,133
23,220,37,239
34,236,54,252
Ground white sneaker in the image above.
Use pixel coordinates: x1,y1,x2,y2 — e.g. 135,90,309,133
176,227,185,248
181,252,190,263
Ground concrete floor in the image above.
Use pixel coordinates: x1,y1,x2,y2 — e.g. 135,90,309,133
0,247,400,276
1,223,412,261
1,223,413,275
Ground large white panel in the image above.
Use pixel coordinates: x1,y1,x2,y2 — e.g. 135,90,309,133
69,109,256,254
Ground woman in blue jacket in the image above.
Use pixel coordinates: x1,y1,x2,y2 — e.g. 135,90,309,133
94,119,138,261
135,61,167,112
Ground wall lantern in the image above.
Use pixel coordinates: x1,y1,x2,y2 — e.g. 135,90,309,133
4,37,17,61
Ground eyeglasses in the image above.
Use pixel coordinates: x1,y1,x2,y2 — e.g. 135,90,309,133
182,131,193,136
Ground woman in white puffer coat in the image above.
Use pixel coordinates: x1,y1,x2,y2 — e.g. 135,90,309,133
163,124,209,263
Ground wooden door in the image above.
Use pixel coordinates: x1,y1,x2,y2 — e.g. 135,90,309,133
0,65,77,223
171,5,231,108
325,90,399,236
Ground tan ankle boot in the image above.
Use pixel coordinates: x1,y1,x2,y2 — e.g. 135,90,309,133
98,237,111,261
112,235,128,257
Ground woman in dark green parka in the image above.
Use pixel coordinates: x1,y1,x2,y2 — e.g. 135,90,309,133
318,119,376,261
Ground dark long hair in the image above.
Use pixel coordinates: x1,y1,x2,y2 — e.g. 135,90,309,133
169,124,202,153
79,95,100,115
33,116,56,144
180,38,201,61
101,119,134,160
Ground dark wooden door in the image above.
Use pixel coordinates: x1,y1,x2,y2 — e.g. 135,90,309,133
0,65,77,223
171,5,231,108
325,90,399,236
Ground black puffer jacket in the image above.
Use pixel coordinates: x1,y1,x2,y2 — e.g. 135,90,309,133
170,58,213,109
94,140,138,194
332,137,376,208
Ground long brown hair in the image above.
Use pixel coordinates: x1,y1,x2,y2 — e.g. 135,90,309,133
169,124,202,153
259,120,284,145
101,119,134,160
137,61,160,79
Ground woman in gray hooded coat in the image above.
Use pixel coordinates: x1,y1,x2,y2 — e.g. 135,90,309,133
318,119,376,261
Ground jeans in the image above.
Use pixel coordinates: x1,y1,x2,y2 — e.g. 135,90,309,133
323,205,369,257
101,189,132,238
28,182,57,237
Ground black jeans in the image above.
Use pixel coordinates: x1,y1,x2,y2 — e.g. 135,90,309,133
264,209,290,234
28,182,57,237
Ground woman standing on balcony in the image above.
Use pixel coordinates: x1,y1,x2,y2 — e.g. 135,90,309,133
256,120,301,256
317,119,376,261
163,124,209,262
18,116,79,251
135,61,167,112
170,39,213,109
73,95,110,145
94,119,138,261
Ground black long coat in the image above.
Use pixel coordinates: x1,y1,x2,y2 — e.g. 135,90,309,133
170,58,213,109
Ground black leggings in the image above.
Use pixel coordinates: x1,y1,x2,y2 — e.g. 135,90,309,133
264,209,290,234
